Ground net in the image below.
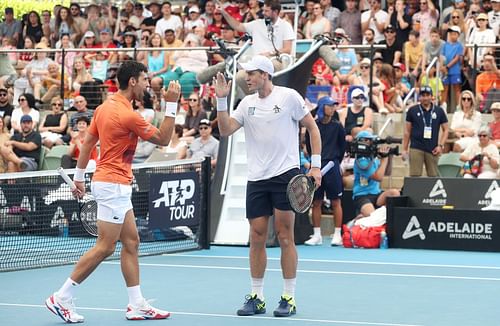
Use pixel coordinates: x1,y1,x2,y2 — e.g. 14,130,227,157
0,158,210,272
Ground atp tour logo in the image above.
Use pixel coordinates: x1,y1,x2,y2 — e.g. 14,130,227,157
422,179,447,206
149,172,200,227
402,216,426,240
477,180,499,206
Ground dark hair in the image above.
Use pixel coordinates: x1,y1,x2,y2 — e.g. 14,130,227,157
21,93,36,109
76,116,90,125
117,61,148,90
162,1,172,9
174,124,183,137
264,0,281,12
429,27,440,35
409,30,420,38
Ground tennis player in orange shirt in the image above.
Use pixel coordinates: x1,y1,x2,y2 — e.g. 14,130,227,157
46,61,181,323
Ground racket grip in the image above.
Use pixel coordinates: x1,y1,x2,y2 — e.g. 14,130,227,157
320,161,335,176
57,167,76,190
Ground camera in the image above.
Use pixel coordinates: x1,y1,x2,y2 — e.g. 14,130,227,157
347,136,402,158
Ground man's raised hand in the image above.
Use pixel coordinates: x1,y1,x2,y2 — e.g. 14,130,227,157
214,72,231,98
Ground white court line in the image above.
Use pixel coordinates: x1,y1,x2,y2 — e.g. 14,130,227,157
0,303,424,326
103,262,500,281
167,254,500,270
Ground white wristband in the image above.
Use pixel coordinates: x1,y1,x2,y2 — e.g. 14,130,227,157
311,155,321,168
164,102,177,118
216,97,228,112
74,168,85,182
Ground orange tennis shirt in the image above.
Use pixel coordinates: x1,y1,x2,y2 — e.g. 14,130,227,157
88,93,158,185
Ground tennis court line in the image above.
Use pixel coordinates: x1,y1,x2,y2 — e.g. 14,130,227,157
103,261,500,282
168,254,500,270
0,303,424,326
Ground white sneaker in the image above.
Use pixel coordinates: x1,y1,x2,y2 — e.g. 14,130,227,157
331,232,343,246
126,299,171,320
45,293,84,323
304,235,322,246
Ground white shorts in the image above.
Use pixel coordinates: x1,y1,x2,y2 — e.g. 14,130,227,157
91,181,133,224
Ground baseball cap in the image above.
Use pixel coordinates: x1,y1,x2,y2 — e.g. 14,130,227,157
20,115,33,123
351,88,366,100
189,6,200,13
199,119,211,127
100,27,112,34
239,55,274,77
146,1,162,9
373,52,383,61
356,130,376,140
334,28,347,36
360,58,371,66
477,13,488,20
384,24,395,32
393,62,406,72
448,25,461,33
316,96,339,120
491,102,500,111
420,86,433,95
83,31,95,38
5,7,13,14
492,0,500,3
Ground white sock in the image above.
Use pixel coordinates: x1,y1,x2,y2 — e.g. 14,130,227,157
283,278,296,298
127,285,144,307
334,227,341,235
56,278,79,301
313,227,321,237
251,277,264,300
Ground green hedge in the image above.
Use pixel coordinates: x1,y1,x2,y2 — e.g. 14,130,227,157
0,0,71,21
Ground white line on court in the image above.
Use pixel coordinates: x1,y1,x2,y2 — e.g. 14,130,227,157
102,261,500,282
0,303,424,326
167,253,500,270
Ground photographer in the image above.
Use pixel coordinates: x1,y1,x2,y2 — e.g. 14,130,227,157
352,131,400,218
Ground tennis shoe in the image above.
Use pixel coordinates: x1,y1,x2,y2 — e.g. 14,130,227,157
236,294,266,316
304,235,322,246
273,295,296,317
331,232,343,246
45,293,84,323
125,299,171,320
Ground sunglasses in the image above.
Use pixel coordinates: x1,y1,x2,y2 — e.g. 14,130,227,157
18,98,26,102
360,65,370,69
452,16,459,19
385,29,395,33
462,97,472,101
479,134,489,138
420,2,427,4
478,18,487,21
121,19,128,22
52,103,63,107
0,93,7,97
199,126,209,130
188,98,198,102
353,96,365,100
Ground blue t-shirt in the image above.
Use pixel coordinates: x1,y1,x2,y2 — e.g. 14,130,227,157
336,49,358,75
406,103,448,153
353,158,381,199
441,41,463,75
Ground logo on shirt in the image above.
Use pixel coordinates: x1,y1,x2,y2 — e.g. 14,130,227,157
273,105,281,113
248,107,255,115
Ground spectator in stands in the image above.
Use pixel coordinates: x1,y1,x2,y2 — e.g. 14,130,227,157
202,1,217,25
83,4,112,45
333,29,358,87
443,10,466,44
0,88,13,129
141,1,163,34
464,4,481,42
94,28,117,64
304,2,331,39
145,33,170,95
311,58,333,86
377,25,402,65
79,31,97,68
163,29,183,65
404,30,423,86
207,9,225,36
361,0,389,43
379,63,401,113
339,88,373,141
0,117,10,172
131,3,145,29
16,36,35,71
61,117,97,170
37,62,70,104
187,119,219,168
393,63,411,104
53,6,82,46
63,95,93,144
440,0,466,28
412,0,438,41
55,33,77,79
351,130,400,219
114,11,131,44
362,27,376,46
441,26,464,112
488,0,500,37
320,0,341,32
41,10,52,40
0,8,21,46
467,13,497,71
237,0,252,23
450,90,482,152
476,53,500,108
156,2,183,39
71,57,93,94
183,92,208,139
11,93,39,134
421,27,444,73
136,30,152,63
460,126,499,179
162,124,187,159
247,0,264,22
118,32,138,62
372,52,384,76
39,97,68,149
69,3,85,33
23,11,43,45
387,0,411,43
133,99,157,163
403,86,448,177
0,114,41,172
489,102,500,148
338,0,362,44
353,58,386,113
184,6,207,35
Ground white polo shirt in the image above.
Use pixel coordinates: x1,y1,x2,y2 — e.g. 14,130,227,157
243,17,295,57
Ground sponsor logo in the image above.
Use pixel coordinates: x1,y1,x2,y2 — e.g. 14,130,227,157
422,179,447,206
273,105,281,113
248,107,255,115
402,216,426,240
478,180,499,206
152,179,196,221
402,216,493,241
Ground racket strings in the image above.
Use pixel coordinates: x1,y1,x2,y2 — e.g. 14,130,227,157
288,176,315,213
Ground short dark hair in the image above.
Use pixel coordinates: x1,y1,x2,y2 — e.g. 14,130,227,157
430,27,440,35
409,30,420,38
116,61,148,90
76,116,90,125
174,124,183,137
264,0,281,12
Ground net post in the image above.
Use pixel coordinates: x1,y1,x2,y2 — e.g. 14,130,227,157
199,156,212,249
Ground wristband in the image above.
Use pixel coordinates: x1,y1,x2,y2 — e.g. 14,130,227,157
164,102,177,118
311,155,321,168
74,168,85,182
216,97,228,112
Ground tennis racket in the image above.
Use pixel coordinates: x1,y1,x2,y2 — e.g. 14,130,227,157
57,167,98,237
287,161,335,214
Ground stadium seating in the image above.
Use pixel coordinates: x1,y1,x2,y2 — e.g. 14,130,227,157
438,152,464,178
41,145,69,171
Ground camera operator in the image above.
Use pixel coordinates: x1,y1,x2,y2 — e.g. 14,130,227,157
403,86,449,177
352,130,400,219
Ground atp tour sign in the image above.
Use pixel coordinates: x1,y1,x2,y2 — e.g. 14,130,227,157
390,208,500,252
149,172,200,228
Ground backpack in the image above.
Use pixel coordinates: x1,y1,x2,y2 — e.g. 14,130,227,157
342,224,386,248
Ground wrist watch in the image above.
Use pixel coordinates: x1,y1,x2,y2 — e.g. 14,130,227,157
439,144,444,148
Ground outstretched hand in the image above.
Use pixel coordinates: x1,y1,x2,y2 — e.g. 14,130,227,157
163,80,181,103
213,72,231,98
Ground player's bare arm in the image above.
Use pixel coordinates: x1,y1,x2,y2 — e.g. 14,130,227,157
300,113,322,187
148,80,181,146
74,132,99,197
214,72,242,137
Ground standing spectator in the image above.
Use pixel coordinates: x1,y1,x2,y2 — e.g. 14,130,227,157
187,119,219,168
377,24,402,65
412,0,438,41
0,115,41,172
155,2,183,39
450,90,483,152
304,3,331,39
467,13,496,71
23,11,43,45
201,1,217,25
11,93,40,134
387,0,411,43
0,8,22,46
403,86,449,177
39,97,68,149
55,33,77,78
53,6,82,46
442,10,466,44
361,0,389,43
41,10,52,40
488,0,500,37
0,88,13,129
476,53,500,107
404,30,423,86
141,1,163,34
489,102,500,148
362,27,376,46
421,27,444,73
320,0,341,31
460,126,499,179
69,3,86,33
339,88,374,141
441,26,464,111
338,0,362,44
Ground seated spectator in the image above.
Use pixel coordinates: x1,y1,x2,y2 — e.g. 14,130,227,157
184,6,207,36
393,63,411,101
53,6,82,46
118,31,138,62
134,96,155,124
183,92,208,139
79,31,97,68
133,97,157,163
476,54,500,111
62,95,93,143
0,88,13,129
22,11,43,45
1,37,17,67
162,124,188,159
352,58,385,113
311,58,333,86
145,33,170,95
15,36,35,71
304,3,330,39
87,51,110,82
489,102,500,148
206,10,225,37
93,28,117,64
0,117,10,172
38,97,68,149
113,11,131,44
333,29,358,87
37,62,70,104
0,115,41,172
460,126,499,179
187,119,219,168
11,93,39,134
421,27,444,74
61,116,98,169
71,56,93,93
441,26,464,112
339,88,373,142
450,90,482,152
55,33,77,78
379,63,401,113
403,30,423,86
376,24,402,65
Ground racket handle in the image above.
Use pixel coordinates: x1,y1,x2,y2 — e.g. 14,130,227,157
57,167,76,190
320,161,335,176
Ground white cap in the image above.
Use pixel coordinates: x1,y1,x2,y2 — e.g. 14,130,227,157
239,55,274,77
83,31,95,38
448,25,461,33
334,28,346,36
189,6,200,13
351,88,366,100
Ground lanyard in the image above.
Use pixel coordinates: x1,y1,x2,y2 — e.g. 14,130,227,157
418,104,434,128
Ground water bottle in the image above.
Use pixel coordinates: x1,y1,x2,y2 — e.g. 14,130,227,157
59,219,69,238
380,231,388,249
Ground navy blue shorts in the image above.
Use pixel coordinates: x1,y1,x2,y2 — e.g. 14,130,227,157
246,168,300,219
442,73,462,85
313,162,343,200
353,193,382,215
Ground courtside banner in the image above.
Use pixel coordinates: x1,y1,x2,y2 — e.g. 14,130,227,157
148,172,200,228
391,207,500,252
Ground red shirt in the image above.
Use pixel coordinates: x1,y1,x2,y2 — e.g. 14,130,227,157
490,120,500,140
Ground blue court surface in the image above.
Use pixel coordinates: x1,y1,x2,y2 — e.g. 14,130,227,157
1,243,499,326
